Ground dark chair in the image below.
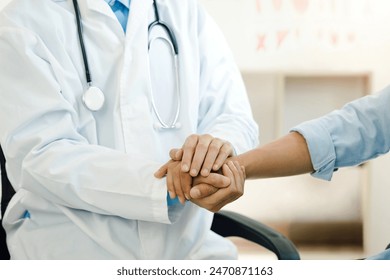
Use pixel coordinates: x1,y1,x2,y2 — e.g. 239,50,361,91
1,145,13,260
211,210,300,260
0,145,300,260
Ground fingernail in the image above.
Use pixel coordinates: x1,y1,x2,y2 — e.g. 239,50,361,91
201,168,209,176
184,194,190,200
213,164,219,170
190,169,197,176
190,188,201,199
168,191,175,199
182,164,189,172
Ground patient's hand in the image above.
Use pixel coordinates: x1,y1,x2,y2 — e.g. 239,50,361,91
190,161,245,212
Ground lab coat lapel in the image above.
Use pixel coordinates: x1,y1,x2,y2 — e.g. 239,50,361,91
84,0,117,21
82,0,153,40
125,0,153,43
80,0,125,38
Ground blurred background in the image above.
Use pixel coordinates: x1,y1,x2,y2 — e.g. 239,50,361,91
1,0,390,259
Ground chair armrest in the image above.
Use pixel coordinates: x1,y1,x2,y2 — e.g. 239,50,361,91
211,210,300,260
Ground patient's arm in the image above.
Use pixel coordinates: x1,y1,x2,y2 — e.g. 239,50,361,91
233,132,314,179
190,132,314,200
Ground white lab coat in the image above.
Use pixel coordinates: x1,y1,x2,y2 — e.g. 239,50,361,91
0,0,258,259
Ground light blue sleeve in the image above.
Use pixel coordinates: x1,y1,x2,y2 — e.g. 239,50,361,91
291,85,390,181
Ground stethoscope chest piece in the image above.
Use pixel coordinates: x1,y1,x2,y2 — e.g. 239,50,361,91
83,86,105,111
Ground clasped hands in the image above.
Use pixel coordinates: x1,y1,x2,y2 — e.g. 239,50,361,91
154,134,245,212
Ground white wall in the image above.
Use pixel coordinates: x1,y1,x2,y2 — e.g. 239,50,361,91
199,0,390,88
200,0,390,255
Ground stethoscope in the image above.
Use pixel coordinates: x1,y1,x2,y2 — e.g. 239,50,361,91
72,0,181,129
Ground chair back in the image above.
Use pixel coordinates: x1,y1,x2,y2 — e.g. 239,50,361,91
1,145,14,259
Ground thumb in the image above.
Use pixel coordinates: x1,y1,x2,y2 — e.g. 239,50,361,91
154,161,171,178
190,184,219,199
169,148,183,161
193,173,230,188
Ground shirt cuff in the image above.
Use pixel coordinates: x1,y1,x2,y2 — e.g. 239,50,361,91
167,192,180,206
291,120,337,181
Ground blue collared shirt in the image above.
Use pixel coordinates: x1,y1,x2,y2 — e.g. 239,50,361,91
104,0,130,32
291,85,390,181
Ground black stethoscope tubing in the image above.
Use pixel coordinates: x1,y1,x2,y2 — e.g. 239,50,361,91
149,0,179,55
72,0,180,122
73,0,179,86
72,0,92,86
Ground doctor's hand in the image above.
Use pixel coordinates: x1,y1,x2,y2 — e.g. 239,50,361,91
190,161,245,213
169,134,234,177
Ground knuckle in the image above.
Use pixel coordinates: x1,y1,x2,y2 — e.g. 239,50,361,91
197,142,209,151
183,146,195,153
221,142,233,151
208,144,220,154
211,138,225,146
188,134,198,142
184,135,199,149
211,138,224,147
219,148,230,158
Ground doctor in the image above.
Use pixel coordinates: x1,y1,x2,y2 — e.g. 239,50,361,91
0,0,258,259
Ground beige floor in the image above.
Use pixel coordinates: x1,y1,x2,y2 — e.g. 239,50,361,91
230,237,365,260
